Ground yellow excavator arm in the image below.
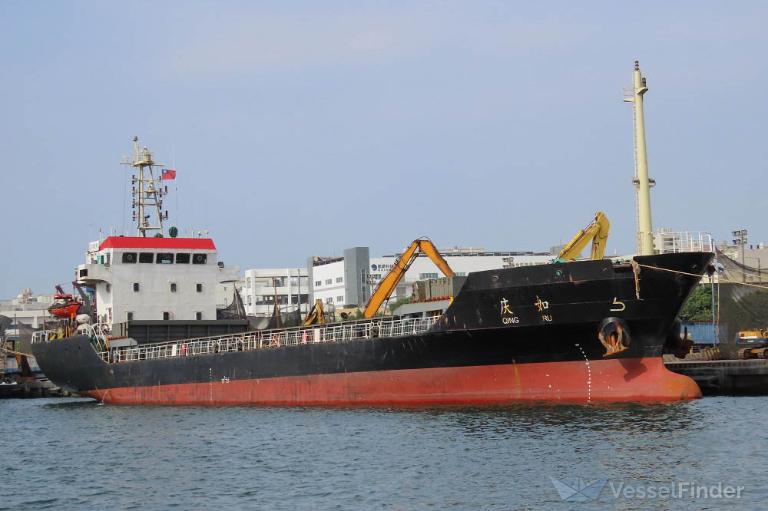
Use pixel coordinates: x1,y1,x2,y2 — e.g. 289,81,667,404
557,211,610,261
302,299,326,326
363,238,454,318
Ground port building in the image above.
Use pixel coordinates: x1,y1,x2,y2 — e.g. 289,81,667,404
306,246,553,309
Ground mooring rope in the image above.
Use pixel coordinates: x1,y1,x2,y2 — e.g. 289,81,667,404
0,346,33,357
635,263,768,290
634,263,704,278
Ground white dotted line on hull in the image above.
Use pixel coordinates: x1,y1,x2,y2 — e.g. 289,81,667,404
575,343,592,404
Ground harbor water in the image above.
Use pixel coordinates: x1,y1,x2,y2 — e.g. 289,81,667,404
1,397,766,510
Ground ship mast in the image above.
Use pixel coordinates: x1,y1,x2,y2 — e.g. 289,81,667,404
624,60,655,255
123,136,168,237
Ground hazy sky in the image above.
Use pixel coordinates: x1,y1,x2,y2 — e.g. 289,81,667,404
1,1,766,298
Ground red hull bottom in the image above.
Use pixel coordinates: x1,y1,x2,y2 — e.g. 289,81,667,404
85,357,701,406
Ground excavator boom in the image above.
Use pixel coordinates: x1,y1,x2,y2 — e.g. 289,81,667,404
302,299,326,326
363,238,454,318
557,211,611,262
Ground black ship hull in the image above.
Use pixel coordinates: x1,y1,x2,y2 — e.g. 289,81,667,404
32,253,712,405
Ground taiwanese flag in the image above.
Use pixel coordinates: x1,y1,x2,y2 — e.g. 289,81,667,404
161,168,177,180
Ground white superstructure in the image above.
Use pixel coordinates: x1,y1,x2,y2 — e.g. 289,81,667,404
77,236,239,327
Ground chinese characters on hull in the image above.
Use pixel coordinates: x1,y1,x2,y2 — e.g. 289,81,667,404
535,295,553,322
499,298,520,325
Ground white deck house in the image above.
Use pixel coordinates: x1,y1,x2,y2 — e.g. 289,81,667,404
76,236,239,326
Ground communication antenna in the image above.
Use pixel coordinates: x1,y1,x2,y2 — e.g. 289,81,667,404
121,136,169,237
623,60,655,255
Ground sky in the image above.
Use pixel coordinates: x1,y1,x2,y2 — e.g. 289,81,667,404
1,1,766,298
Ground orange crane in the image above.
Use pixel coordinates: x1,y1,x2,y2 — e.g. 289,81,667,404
363,238,454,318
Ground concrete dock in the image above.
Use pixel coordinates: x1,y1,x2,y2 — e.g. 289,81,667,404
666,358,768,395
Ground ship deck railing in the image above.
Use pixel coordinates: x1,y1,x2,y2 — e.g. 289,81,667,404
34,316,441,364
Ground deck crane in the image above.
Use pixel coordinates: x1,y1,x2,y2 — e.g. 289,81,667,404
557,212,611,261
363,238,455,318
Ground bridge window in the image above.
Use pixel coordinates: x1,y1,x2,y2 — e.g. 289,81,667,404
170,283,177,293
419,273,438,280
139,253,154,263
192,254,207,265
325,279,332,285
156,253,174,264
336,277,343,283
196,283,203,293
121,252,137,263
315,280,321,287
133,283,140,292
175,253,190,264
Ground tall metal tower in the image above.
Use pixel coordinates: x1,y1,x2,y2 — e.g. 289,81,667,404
123,136,168,237
624,60,655,255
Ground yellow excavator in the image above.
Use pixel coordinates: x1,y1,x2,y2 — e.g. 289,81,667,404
363,238,455,318
302,299,326,326
556,211,610,262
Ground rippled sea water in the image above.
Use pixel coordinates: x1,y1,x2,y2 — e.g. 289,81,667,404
1,397,766,510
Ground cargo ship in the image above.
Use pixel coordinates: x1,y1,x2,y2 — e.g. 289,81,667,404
32,249,711,405
30,138,713,405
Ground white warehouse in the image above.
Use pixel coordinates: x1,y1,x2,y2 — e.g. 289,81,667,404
240,268,310,321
